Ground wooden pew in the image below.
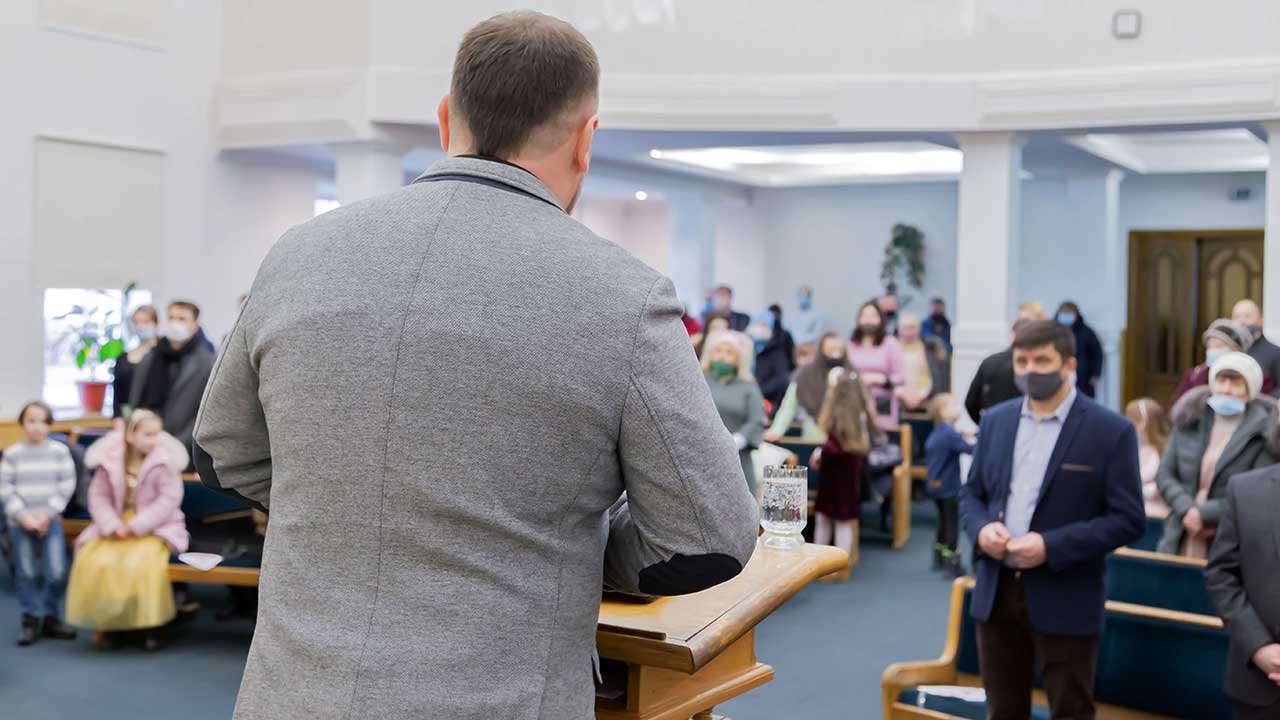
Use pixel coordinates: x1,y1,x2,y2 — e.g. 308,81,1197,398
1108,547,1213,616
774,423,914,551
882,576,1231,720
0,415,114,448
61,474,264,588
1128,513,1166,552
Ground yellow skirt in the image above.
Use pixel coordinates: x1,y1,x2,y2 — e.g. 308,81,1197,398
66,513,175,631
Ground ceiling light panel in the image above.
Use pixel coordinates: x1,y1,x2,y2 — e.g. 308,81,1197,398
644,142,964,187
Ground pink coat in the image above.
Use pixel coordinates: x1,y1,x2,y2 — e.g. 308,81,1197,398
76,431,189,553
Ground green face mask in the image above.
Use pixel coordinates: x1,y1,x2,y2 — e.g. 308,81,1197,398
710,360,737,378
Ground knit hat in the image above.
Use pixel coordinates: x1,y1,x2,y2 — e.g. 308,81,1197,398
1209,351,1264,400
1202,319,1254,353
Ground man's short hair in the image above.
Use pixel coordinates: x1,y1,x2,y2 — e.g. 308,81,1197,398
1013,319,1076,360
168,300,201,320
451,12,599,158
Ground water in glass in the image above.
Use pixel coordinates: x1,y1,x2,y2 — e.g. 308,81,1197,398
760,466,807,549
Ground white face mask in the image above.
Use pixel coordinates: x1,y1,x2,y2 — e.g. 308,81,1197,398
166,321,193,343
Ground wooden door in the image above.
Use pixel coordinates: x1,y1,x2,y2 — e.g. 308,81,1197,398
1125,230,1264,406
1126,233,1196,406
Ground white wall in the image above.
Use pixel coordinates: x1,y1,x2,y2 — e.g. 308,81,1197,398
574,195,673,277
365,0,1280,76
755,181,959,337
0,1,323,416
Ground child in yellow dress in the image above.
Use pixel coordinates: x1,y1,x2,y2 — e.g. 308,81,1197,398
66,410,189,650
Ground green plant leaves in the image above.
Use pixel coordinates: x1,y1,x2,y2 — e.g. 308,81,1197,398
99,339,125,362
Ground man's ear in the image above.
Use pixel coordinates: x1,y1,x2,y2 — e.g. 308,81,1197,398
1064,356,1079,375
574,114,599,172
437,96,451,152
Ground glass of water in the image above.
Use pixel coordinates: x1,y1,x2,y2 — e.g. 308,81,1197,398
760,465,807,550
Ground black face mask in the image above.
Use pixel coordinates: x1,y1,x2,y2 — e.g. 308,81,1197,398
1014,370,1065,401
821,354,845,369
859,324,881,337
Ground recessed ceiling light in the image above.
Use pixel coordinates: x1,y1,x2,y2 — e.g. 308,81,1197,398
642,142,964,187
634,191,648,201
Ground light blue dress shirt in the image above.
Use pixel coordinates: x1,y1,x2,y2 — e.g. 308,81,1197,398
1004,386,1078,540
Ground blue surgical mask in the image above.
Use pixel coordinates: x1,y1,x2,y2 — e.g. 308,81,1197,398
798,297,812,311
1205,347,1227,367
1207,395,1246,417
1057,312,1077,327
135,328,156,341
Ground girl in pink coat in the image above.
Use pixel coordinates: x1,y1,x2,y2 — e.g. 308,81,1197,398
65,410,188,650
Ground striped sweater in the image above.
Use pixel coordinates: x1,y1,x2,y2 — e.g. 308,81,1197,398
0,440,77,522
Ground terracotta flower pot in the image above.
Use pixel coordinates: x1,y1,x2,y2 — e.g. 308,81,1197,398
76,380,110,415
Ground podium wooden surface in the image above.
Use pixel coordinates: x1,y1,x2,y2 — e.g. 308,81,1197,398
596,542,847,720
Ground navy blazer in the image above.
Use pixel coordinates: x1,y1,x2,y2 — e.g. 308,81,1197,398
959,393,1145,636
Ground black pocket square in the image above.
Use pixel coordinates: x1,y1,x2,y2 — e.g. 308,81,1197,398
1061,463,1095,472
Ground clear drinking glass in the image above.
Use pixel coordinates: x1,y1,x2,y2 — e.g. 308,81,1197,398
760,465,807,550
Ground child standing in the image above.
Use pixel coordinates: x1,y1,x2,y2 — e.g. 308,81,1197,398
1124,397,1171,517
811,367,883,581
925,394,975,578
0,401,79,645
66,410,188,650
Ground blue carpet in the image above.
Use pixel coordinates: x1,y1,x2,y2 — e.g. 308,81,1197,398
0,505,957,719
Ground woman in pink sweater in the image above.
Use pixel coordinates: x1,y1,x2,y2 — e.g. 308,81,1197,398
848,301,905,430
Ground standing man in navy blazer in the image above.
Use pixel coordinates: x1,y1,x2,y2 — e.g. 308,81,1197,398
960,320,1145,719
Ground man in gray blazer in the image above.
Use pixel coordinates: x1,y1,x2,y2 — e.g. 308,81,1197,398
193,11,758,720
1206,464,1280,719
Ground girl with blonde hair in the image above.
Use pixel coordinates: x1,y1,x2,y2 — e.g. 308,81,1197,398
66,409,189,650
1125,397,1171,517
812,367,884,580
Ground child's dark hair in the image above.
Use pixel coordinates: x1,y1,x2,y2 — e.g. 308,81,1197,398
18,401,53,426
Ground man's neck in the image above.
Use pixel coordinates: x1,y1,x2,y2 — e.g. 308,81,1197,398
170,339,188,351
1028,383,1073,418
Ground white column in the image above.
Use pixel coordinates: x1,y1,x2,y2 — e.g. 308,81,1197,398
1264,121,1280,340
333,143,407,204
952,132,1023,424
1099,169,1126,409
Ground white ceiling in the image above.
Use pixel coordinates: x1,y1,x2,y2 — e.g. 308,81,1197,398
1066,128,1269,174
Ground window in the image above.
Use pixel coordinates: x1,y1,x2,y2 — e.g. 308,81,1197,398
43,287,153,415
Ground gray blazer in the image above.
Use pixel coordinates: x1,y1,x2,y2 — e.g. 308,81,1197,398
128,343,215,449
192,156,759,720
1206,466,1280,708
704,373,765,493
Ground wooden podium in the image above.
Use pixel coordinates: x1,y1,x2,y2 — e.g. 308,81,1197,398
595,543,847,720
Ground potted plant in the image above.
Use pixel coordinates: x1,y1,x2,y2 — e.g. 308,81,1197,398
880,223,926,305
51,282,136,415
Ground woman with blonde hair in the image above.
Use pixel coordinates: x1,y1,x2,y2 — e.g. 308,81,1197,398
1124,397,1172,516
811,367,884,580
701,331,765,493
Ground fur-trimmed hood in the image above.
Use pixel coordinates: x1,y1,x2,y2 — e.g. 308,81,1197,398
1169,384,1280,456
84,429,188,473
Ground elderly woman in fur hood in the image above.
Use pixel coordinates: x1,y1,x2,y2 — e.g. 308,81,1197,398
1156,352,1278,558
